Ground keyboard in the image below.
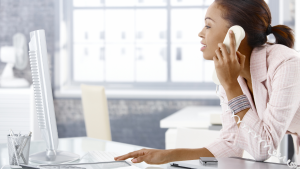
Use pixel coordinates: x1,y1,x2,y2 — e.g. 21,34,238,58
81,151,121,163
39,161,131,169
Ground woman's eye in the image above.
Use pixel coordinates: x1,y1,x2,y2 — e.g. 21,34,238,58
205,25,210,29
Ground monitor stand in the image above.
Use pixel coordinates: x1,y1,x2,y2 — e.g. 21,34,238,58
29,150,80,164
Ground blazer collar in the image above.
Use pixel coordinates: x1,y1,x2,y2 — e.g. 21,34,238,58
237,45,268,115
250,45,267,82
238,76,257,113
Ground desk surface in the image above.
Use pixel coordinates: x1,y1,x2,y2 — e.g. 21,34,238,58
160,106,221,129
0,137,167,169
0,137,290,169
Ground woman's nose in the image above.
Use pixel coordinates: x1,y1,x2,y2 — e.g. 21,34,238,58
198,28,205,38
198,32,202,38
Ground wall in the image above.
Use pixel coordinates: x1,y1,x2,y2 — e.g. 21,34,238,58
0,0,220,149
54,99,219,149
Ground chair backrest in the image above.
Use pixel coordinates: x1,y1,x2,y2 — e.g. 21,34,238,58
81,84,111,141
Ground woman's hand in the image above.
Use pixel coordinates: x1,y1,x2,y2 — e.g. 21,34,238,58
114,149,171,165
213,30,246,89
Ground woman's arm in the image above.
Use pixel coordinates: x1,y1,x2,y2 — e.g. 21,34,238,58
114,148,213,164
115,84,246,164
223,81,250,127
212,30,250,127
228,60,300,161
204,84,244,158
168,148,214,161
213,57,300,161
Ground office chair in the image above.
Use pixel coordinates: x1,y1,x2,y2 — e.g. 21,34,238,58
81,85,112,141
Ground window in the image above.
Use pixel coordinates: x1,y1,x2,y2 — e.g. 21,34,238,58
55,0,291,98
71,0,213,84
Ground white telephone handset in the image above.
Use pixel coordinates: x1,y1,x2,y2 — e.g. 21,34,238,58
212,25,246,85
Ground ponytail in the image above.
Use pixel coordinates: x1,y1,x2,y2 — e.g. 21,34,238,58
268,25,295,49
215,0,295,49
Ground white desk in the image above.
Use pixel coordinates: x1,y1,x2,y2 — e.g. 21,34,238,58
160,106,222,149
0,137,290,169
0,137,167,169
160,106,222,129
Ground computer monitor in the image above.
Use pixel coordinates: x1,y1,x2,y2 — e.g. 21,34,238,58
28,29,79,164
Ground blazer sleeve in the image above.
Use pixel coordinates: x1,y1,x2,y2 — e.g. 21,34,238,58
204,85,244,157
234,59,300,161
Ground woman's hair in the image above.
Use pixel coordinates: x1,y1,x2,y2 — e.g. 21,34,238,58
215,0,295,49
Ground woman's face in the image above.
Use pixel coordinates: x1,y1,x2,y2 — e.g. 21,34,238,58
199,2,231,60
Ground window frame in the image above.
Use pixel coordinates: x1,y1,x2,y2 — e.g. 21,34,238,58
54,0,218,99
54,0,282,99
70,1,214,88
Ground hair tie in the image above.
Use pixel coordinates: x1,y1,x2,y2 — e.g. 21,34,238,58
266,25,272,35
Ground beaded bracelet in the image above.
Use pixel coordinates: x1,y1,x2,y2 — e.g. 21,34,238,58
228,94,251,115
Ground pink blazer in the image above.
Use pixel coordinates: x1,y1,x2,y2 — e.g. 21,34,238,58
205,44,300,162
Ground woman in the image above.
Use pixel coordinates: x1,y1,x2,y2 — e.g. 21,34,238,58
115,0,300,164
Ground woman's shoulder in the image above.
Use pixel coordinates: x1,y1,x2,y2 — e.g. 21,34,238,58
265,44,300,73
266,43,298,55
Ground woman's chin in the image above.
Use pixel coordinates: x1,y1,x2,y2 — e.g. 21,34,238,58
202,53,214,60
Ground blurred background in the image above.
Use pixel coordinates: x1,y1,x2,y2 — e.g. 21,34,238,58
0,0,298,152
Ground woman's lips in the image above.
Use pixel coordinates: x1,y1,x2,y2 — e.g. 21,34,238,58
200,42,207,51
201,45,207,51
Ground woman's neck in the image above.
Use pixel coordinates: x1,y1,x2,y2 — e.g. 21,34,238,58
238,42,253,93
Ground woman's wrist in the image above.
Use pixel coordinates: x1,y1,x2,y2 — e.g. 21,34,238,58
228,94,251,115
223,80,239,91
165,149,176,163
223,81,244,101
167,148,214,162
